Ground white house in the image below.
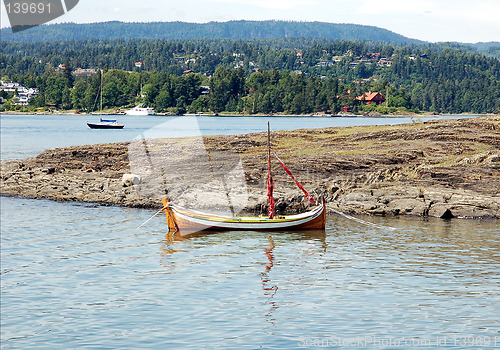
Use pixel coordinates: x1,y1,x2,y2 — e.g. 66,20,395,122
0,81,39,105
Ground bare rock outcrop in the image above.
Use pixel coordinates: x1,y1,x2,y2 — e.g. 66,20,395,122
2,116,499,219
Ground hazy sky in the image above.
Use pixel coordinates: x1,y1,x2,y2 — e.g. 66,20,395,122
1,0,499,43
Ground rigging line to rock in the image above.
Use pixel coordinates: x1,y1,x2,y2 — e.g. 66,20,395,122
327,205,397,231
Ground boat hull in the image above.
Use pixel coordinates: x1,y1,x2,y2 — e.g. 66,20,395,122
125,111,153,116
162,198,326,236
125,106,154,115
87,123,124,129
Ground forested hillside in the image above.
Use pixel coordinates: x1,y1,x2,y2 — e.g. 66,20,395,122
470,42,500,60
1,37,499,114
0,20,420,44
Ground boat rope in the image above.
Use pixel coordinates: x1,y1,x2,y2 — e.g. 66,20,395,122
137,205,168,229
326,205,397,231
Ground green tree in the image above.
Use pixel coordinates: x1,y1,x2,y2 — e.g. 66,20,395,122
155,90,173,112
63,59,74,88
71,79,86,111
61,86,72,109
83,74,101,112
102,81,121,108
141,83,158,106
209,67,231,113
44,75,67,107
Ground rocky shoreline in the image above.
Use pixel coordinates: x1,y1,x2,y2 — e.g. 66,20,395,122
3,109,487,118
1,116,499,219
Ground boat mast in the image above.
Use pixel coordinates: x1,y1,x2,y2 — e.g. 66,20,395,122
100,70,103,117
267,122,275,219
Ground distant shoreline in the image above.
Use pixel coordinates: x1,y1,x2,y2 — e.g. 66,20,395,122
1,110,494,119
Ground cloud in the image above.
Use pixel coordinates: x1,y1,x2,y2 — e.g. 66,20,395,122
211,0,316,10
357,0,437,16
355,0,500,26
440,0,500,26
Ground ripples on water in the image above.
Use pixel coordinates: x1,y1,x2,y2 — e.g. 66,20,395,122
1,197,499,349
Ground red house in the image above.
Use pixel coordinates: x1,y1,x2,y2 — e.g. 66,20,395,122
356,92,386,105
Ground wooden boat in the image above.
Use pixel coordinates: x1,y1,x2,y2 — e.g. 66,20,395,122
87,118,124,129
162,198,325,236
162,123,326,235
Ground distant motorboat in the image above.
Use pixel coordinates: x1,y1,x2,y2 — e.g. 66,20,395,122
87,118,124,129
125,105,155,115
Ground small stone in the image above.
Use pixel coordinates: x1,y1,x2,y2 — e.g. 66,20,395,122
42,167,56,174
486,154,500,163
122,174,142,187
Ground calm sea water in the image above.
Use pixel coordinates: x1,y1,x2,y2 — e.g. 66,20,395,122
1,114,499,349
2,197,499,349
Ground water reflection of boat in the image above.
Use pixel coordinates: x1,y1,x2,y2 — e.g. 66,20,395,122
261,236,278,324
161,123,326,236
261,236,278,296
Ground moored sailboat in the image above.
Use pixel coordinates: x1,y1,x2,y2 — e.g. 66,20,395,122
87,70,124,129
87,118,124,129
162,123,326,235
162,198,325,235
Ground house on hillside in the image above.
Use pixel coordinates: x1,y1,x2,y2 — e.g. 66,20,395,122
356,92,386,105
0,81,39,105
377,60,393,67
366,53,381,60
317,60,334,67
73,68,98,76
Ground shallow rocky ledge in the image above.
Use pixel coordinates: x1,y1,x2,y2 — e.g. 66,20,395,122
1,116,499,219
